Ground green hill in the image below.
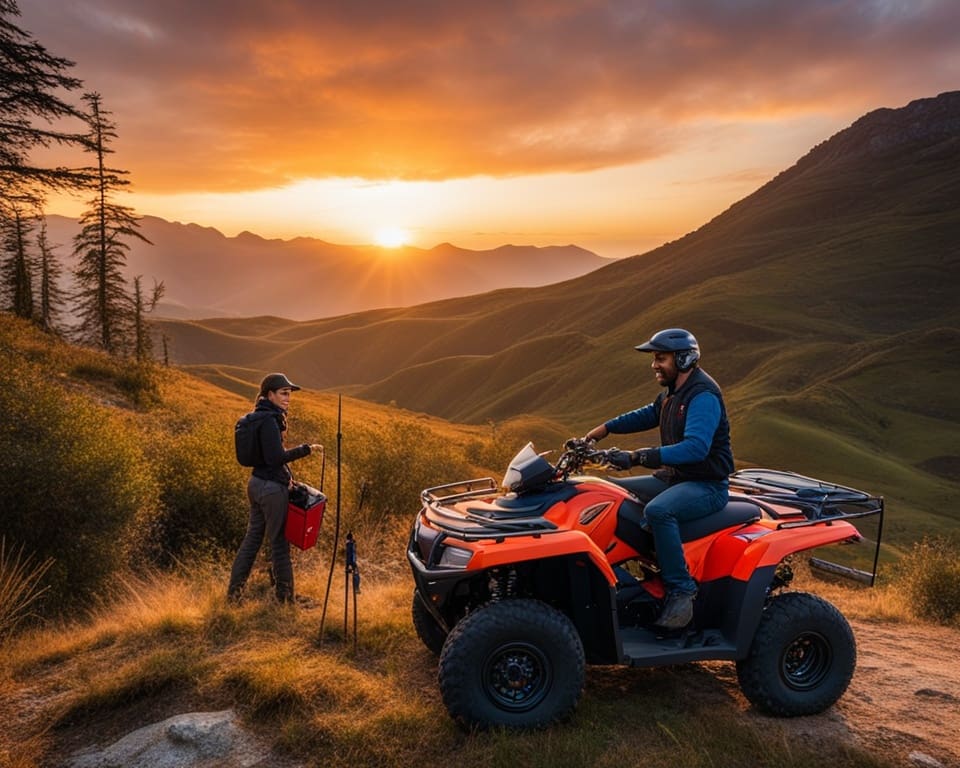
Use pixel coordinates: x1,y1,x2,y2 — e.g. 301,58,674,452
157,92,960,538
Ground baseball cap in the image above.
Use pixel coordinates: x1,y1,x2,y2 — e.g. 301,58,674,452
259,373,302,395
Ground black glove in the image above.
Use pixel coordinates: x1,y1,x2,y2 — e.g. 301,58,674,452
606,449,633,470
606,447,662,470
632,447,662,469
565,437,596,450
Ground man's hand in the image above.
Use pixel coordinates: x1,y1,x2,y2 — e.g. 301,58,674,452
605,447,662,470
606,449,633,470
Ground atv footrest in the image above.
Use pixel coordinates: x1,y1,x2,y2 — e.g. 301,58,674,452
621,627,738,666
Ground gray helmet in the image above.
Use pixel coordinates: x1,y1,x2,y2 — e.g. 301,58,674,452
635,328,700,372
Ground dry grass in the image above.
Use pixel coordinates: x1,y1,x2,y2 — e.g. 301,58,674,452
0,556,906,768
0,538,54,640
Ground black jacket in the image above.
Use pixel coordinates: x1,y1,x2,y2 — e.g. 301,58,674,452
250,398,311,485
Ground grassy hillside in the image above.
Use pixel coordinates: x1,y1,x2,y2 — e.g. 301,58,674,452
157,92,960,540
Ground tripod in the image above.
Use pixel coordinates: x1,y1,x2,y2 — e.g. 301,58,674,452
344,532,360,652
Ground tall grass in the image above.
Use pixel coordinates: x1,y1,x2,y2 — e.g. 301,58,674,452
0,538,53,640
897,536,960,625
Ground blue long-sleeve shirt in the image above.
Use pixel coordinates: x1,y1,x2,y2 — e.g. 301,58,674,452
604,391,722,467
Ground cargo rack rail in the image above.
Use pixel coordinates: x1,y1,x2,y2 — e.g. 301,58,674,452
420,478,559,539
730,468,884,585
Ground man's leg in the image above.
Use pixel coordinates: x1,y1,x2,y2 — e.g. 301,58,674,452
645,480,729,628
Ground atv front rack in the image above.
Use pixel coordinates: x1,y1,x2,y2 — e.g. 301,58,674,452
421,478,560,539
730,468,885,585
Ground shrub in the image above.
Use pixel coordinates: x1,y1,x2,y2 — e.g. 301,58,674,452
343,418,474,525
147,421,249,564
898,537,960,625
0,358,159,613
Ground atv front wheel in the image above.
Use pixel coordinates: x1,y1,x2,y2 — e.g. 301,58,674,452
412,588,447,656
438,598,585,730
737,591,855,716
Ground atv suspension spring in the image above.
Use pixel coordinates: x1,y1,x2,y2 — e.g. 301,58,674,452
771,560,795,591
488,568,518,602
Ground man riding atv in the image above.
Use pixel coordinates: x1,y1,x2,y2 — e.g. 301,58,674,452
583,328,734,629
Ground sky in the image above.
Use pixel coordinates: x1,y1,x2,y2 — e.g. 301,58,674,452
19,0,960,258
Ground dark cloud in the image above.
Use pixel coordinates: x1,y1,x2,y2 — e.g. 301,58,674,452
18,0,960,191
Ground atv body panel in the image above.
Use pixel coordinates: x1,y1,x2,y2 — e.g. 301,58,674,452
408,446,883,728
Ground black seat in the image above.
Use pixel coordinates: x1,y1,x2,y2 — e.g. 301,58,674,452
616,497,760,553
679,500,761,542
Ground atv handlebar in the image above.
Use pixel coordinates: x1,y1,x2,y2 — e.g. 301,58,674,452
556,438,618,477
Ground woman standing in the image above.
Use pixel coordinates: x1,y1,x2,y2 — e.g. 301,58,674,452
228,373,322,604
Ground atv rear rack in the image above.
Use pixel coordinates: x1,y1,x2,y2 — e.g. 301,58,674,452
730,468,884,586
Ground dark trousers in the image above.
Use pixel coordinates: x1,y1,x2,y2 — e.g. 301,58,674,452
228,475,294,601
622,475,729,595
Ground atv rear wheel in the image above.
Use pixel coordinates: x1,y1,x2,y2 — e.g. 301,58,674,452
412,588,447,656
737,591,855,716
438,598,585,730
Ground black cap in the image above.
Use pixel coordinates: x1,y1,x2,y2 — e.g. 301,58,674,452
259,373,301,395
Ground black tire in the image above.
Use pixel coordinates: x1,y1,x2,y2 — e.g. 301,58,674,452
438,598,585,730
412,589,447,656
737,591,856,716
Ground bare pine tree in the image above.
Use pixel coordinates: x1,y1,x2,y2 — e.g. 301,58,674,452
132,274,164,362
36,216,65,333
72,92,151,354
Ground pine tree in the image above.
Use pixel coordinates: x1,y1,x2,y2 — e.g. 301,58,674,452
131,274,164,362
0,0,87,195
36,216,65,333
72,92,151,353
0,201,35,319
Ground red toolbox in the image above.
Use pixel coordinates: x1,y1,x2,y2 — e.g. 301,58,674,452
286,483,326,550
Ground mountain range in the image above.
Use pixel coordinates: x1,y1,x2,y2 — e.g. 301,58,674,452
155,91,960,536
42,215,610,320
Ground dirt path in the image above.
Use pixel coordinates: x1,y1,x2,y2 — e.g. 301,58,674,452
731,618,960,768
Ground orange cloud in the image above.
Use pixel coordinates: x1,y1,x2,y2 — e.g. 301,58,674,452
18,0,960,193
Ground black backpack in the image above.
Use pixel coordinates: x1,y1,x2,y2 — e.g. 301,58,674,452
234,411,271,467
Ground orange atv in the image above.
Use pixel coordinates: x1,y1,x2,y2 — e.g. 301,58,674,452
407,440,884,730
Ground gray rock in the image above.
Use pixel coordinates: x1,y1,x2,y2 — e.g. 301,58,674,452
909,751,945,768
66,710,270,768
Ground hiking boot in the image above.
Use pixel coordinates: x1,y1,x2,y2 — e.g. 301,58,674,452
654,591,695,630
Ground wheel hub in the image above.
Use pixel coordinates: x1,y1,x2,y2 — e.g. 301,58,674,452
485,643,551,710
781,631,832,690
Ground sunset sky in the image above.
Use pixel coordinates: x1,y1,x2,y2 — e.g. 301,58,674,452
20,0,960,258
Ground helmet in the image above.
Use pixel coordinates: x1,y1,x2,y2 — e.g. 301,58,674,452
635,328,700,372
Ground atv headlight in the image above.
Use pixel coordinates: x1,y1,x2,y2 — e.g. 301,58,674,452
438,545,473,568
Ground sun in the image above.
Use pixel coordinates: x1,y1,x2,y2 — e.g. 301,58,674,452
374,227,410,249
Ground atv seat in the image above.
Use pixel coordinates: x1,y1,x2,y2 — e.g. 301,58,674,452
617,498,761,554
679,501,761,542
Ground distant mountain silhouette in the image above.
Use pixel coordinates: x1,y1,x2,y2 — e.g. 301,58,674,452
43,215,611,320
157,91,960,532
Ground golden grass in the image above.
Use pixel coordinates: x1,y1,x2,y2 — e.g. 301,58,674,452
1,555,913,768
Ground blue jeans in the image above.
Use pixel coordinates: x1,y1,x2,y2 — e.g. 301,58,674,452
627,476,729,595
228,476,294,601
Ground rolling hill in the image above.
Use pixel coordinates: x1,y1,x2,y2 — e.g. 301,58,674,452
42,215,610,320
157,91,960,536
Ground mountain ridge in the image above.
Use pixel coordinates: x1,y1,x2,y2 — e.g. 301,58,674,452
43,214,611,321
